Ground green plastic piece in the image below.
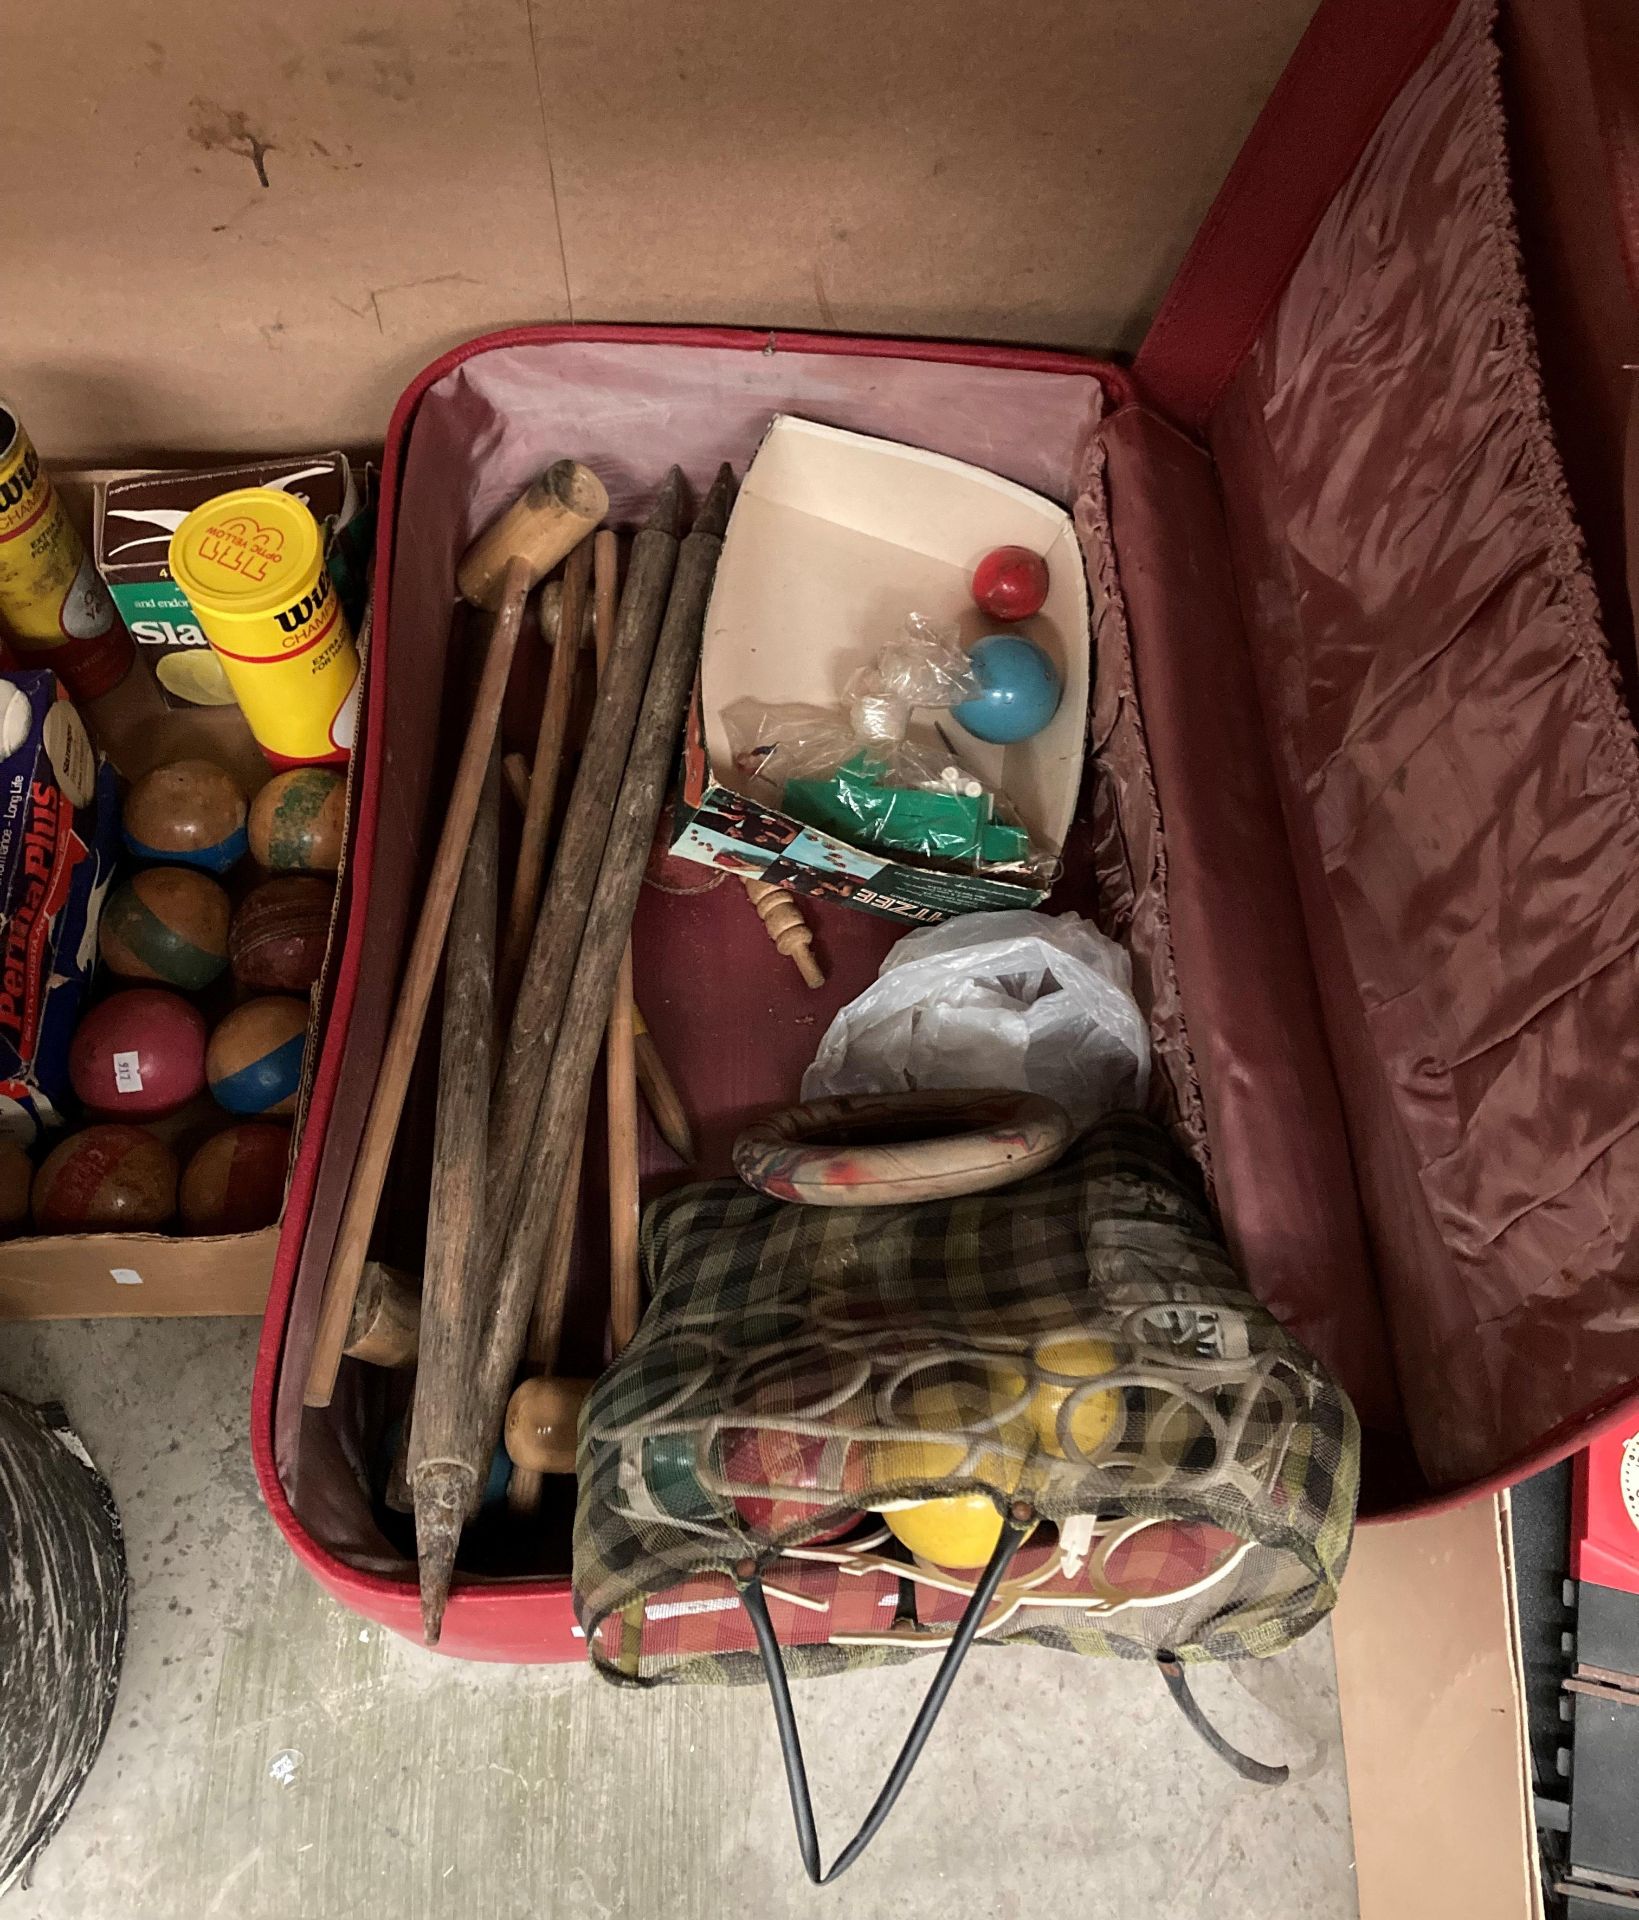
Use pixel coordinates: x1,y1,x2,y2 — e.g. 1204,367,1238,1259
782,752,1029,868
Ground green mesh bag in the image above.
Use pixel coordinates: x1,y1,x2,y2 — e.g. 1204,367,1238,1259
572,1113,1359,1880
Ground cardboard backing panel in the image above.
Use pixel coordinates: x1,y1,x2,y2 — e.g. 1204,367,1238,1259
2,0,568,463
2,0,1315,461
1333,1498,1540,1920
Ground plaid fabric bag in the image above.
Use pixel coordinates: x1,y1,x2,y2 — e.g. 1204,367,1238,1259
572,1113,1359,1879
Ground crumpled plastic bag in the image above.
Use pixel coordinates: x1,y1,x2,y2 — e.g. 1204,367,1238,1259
802,910,1150,1131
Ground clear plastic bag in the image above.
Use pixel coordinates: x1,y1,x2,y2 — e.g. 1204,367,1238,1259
801,910,1150,1130
726,616,1034,869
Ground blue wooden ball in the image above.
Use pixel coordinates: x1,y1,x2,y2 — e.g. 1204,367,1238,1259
953,635,1062,745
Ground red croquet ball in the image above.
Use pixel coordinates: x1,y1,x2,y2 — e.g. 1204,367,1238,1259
69,989,208,1119
33,1125,178,1230
179,1122,291,1233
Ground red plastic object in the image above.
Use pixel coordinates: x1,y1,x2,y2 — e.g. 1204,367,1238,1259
69,988,207,1119
1574,1425,1639,1597
971,545,1050,621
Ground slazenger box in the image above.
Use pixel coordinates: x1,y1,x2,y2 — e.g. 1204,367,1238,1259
0,477,340,1324
254,0,1639,1659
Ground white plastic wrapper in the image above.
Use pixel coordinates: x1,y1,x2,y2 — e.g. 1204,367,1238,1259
802,910,1150,1131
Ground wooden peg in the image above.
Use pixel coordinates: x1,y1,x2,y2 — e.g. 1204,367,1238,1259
410,744,502,1647
743,876,824,988
595,529,643,1357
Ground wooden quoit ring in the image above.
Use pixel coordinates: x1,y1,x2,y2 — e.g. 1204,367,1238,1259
732,1089,1074,1208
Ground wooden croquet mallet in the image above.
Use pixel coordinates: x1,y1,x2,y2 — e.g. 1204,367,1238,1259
505,1374,594,1477
743,876,825,987
496,538,594,1025
409,743,502,1645
502,1123,587,1514
538,578,595,650
632,1004,695,1164
501,753,533,812
341,1260,421,1368
455,463,606,610
303,459,608,1408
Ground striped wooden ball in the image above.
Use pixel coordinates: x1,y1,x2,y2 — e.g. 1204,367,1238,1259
69,988,208,1119
249,768,346,874
33,1125,178,1231
100,867,230,990
0,1141,31,1236
122,759,248,874
179,1123,290,1234
229,876,333,993
206,997,309,1116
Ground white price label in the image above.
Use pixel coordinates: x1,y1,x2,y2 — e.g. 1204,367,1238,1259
112,1051,144,1095
111,1268,143,1286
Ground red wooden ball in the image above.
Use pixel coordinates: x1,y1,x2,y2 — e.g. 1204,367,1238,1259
0,1141,31,1236
229,876,333,993
720,1425,864,1544
33,1125,178,1230
179,1123,290,1234
69,988,208,1120
971,545,1050,621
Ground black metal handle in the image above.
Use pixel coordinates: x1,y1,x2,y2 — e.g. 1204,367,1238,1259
1157,1654,1290,1786
737,1508,1034,1884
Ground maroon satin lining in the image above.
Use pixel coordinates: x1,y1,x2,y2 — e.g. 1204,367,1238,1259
1209,0,1639,1486
1099,406,1402,1438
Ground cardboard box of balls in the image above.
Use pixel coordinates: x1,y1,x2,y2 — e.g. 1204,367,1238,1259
0,735,347,1320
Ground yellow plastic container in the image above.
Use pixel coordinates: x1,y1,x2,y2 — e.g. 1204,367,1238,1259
0,400,134,701
168,487,360,767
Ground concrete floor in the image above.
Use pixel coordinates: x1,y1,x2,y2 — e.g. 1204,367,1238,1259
0,1318,1357,1920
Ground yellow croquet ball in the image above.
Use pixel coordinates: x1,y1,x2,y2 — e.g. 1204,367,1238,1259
1030,1336,1121,1460
883,1493,1006,1570
869,1363,1028,1568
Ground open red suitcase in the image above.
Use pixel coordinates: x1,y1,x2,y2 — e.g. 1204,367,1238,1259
253,0,1639,1660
